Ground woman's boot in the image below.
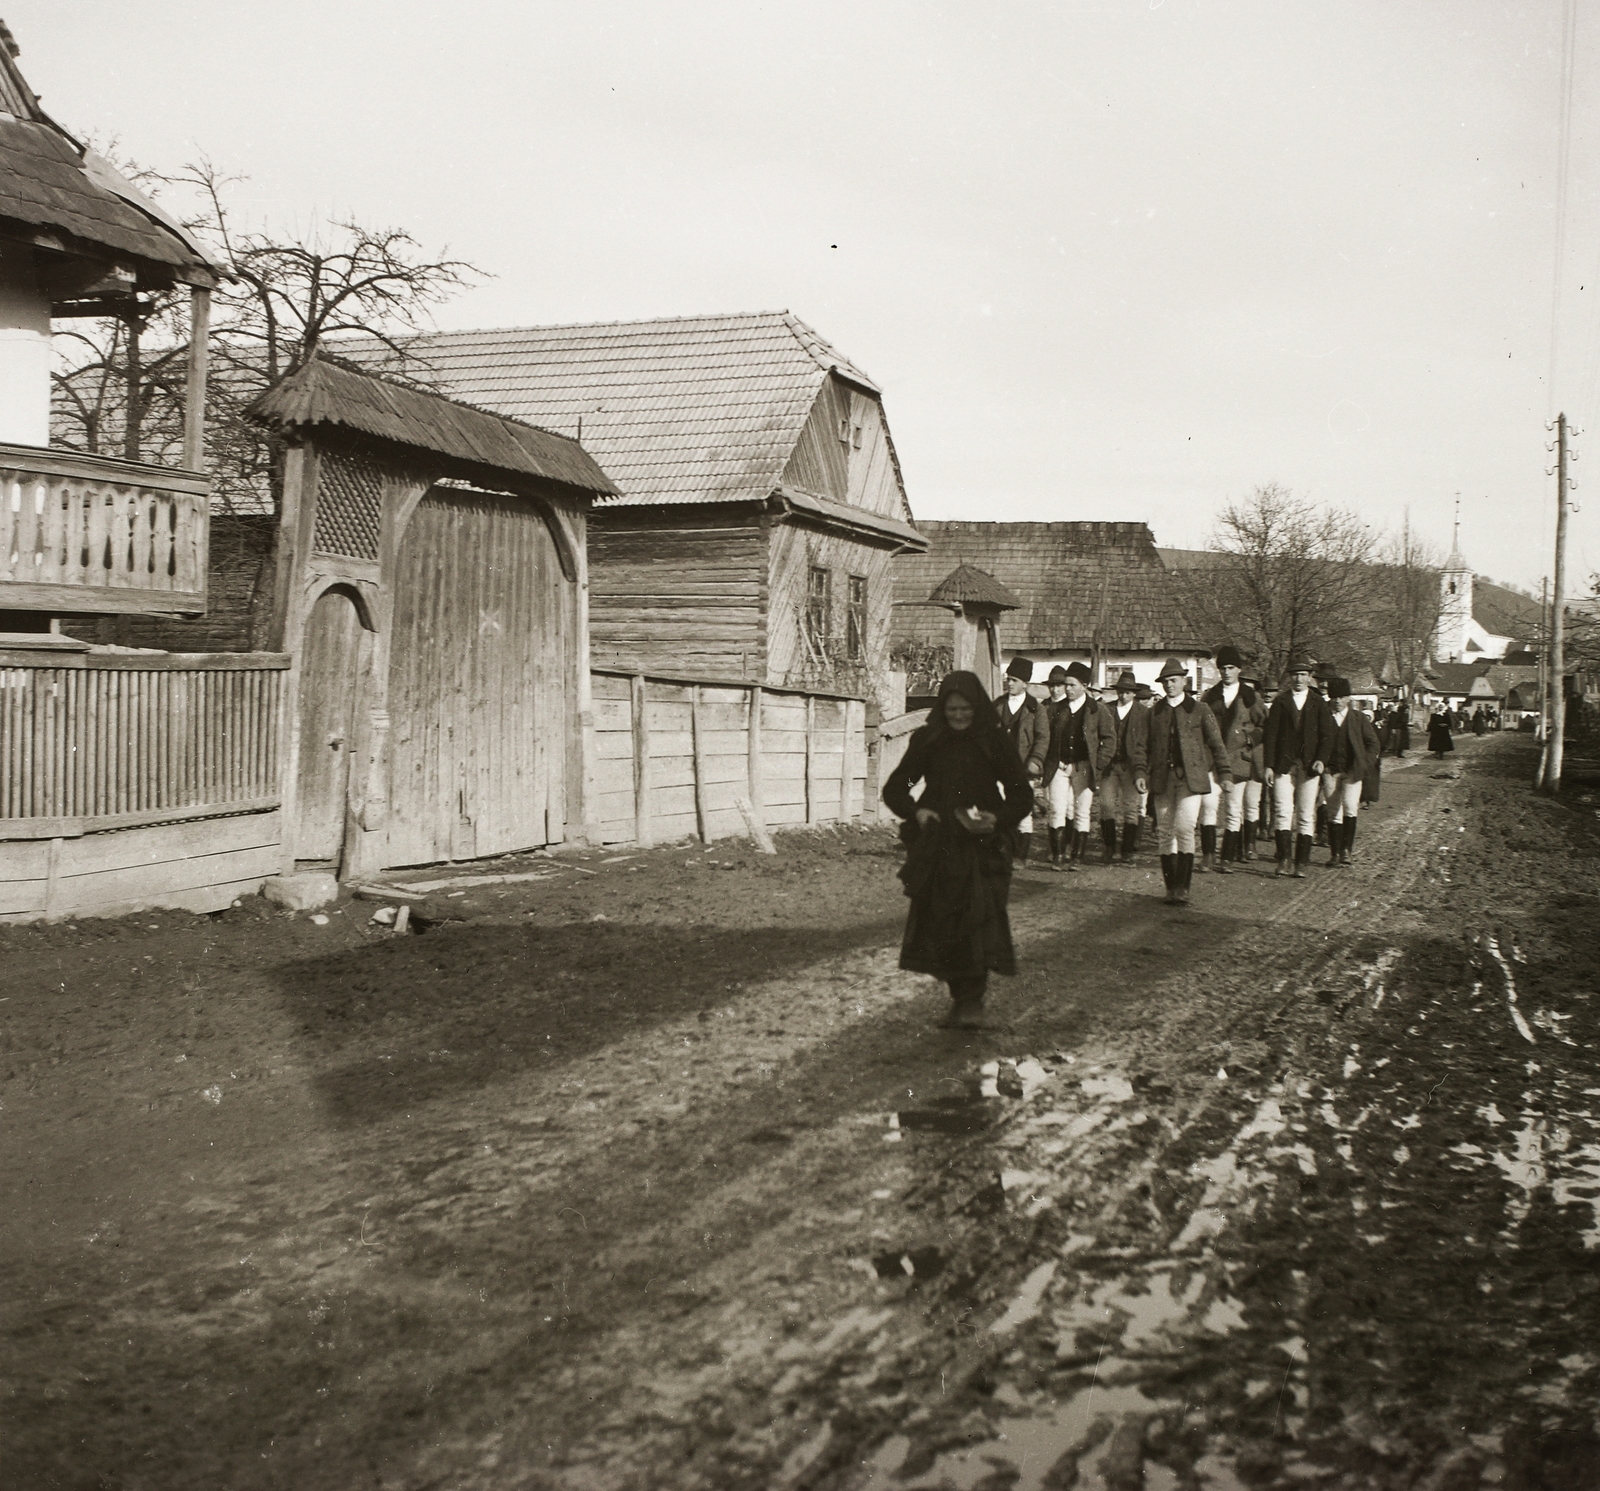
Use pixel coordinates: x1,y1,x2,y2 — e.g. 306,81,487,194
1160,854,1178,904
940,977,987,1028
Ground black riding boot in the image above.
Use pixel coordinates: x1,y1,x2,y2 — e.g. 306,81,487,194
1274,829,1294,877
1160,854,1178,903
1241,822,1256,861
1340,817,1357,866
1064,826,1080,872
1294,834,1313,878
1048,827,1063,866
1101,820,1118,865
1199,824,1216,872
1119,821,1139,864
1176,852,1195,903
1326,821,1342,866
1216,829,1237,874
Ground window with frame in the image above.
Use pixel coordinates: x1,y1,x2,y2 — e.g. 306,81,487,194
805,566,832,656
845,575,867,661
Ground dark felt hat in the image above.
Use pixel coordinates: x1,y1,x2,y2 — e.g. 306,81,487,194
1215,644,1245,668
1327,676,1353,699
1286,654,1316,674
1136,683,1155,699
1005,656,1034,682
1065,661,1093,685
1113,669,1139,691
1047,664,1069,685
1157,656,1188,682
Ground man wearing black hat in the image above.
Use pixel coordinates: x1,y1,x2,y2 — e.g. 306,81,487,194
997,656,1047,863
1133,657,1232,904
1263,655,1335,878
1097,669,1148,865
1320,677,1381,866
1041,661,1117,869
1201,646,1267,873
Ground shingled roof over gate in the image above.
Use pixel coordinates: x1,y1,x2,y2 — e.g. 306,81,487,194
896,522,1205,652
335,311,893,510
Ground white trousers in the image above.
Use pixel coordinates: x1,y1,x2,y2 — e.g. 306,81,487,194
1098,763,1141,824
1271,766,1322,837
1320,772,1363,823
1047,763,1095,831
1222,777,1263,832
1151,779,1205,855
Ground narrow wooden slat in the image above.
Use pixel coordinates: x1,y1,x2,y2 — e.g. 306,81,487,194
631,673,651,847
804,695,816,825
690,684,709,843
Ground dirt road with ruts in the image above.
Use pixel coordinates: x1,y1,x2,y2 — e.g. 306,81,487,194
4,732,1599,1490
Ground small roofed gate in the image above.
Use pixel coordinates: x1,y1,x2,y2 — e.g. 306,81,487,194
385,487,568,866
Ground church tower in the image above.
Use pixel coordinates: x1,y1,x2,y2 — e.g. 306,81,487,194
1435,521,1473,663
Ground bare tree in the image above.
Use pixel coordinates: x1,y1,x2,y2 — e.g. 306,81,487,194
1372,520,1444,692
51,157,484,641
1172,483,1385,679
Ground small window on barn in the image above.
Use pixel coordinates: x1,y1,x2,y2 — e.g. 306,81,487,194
837,418,851,445
852,424,864,449
806,566,832,656
846,575,867,661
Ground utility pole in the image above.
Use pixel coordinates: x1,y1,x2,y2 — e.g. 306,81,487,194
1542,414,1574,794
1538,577,1549,745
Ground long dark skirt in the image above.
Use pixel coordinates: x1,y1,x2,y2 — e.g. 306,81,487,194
898,825,1016,980
1428,719,1454,754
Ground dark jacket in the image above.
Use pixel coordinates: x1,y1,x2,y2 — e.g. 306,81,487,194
1103,699,1149,773
1327,706,1381,779
996,692,1047,776
1263,688,1336,775
1041,695,1118,788
1133,696,1233,796
1201,682,1267,781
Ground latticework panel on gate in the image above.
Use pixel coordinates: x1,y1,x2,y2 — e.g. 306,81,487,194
314,451,384,559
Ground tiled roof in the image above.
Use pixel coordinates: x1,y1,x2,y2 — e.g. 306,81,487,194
927,563,1021,610
1472,579,1542,642
0,36,217,283
1424,661,1490,693
335,311,881,510
248,357,617,498
897,522,1204,651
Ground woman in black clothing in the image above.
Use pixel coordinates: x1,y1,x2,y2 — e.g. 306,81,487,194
882,671,1034,1028
1427,701,1455,759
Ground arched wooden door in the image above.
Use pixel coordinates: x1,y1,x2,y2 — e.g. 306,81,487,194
385,488,568,867
294,587,367,865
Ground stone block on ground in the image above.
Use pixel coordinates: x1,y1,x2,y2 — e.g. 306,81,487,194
261,872,339,912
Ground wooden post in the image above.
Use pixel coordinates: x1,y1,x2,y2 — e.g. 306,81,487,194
44,835,63,919
1545,412,1570,794
842,699,859,821
804,694,816,825
631,673,651,846
183,287,211,472
746,684,766,828
691,684,709,842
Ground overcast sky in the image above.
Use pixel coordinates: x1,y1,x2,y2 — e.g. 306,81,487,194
17,1,1600,596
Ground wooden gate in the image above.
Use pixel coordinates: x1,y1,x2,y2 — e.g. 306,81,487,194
293,588,367,864
385,488,568,866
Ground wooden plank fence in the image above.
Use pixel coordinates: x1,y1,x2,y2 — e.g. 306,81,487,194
590,669,871,846
0,652,288,921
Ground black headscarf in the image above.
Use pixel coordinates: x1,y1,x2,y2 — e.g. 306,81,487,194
928,670,1001,739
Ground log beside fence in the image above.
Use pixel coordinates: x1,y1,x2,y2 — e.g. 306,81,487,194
590,669,871,846
0,651,287,921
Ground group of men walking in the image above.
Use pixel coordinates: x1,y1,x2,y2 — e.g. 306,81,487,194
998,648,1382,905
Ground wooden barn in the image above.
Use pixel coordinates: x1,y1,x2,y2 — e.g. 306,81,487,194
893,522,1211,691
249,357,617,879
340,312,926,711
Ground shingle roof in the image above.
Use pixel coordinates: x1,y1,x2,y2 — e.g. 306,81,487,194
0,35,217,284
1472,579,1542,642
247,358,617,498
897,522,1204,651
927,563,1022,610
334,311,883,510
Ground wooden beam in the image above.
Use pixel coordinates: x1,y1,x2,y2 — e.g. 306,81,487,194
804,694,816,825
691,684,709,842
181,287,210,471
0,583,209,618
746,684,766,830
631,673,651,846
0,796,281,842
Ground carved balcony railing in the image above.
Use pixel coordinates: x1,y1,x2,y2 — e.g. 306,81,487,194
0,443,209,614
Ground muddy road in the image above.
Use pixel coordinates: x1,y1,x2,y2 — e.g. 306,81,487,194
4,733,1599,1490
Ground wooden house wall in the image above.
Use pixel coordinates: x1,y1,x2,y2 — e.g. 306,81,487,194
766,521,896,692
588,506,767,679
589,673,867,846
780,374,906,520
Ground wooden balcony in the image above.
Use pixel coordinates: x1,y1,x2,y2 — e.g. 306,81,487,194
0,443,209,615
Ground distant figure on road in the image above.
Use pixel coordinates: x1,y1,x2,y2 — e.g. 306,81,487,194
1388,699,1411,757
1472,708,1489,737
883,671,1034,1029
1428,702,1456,759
